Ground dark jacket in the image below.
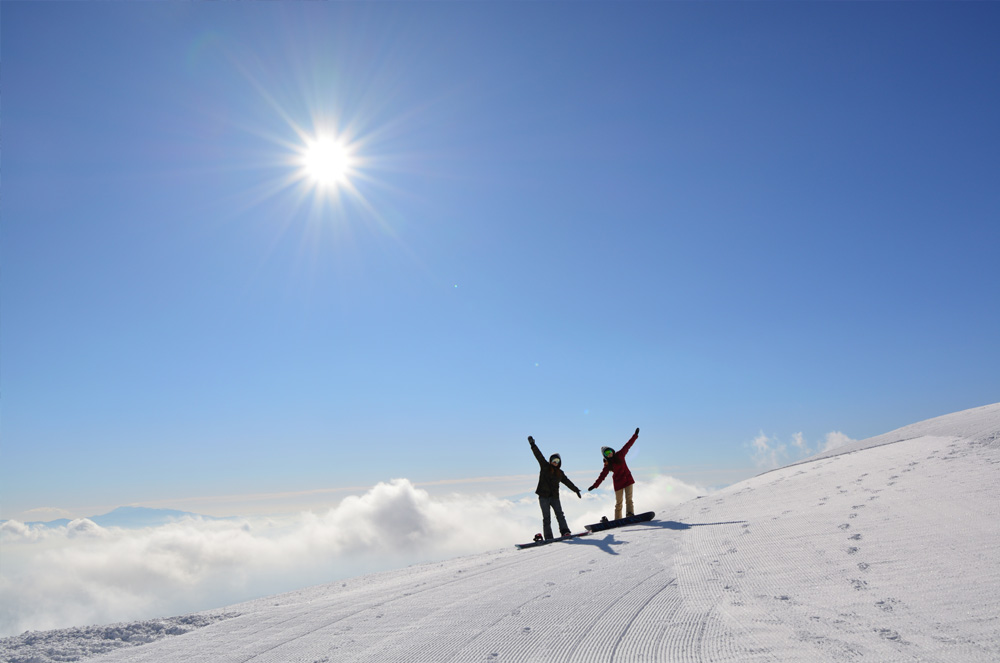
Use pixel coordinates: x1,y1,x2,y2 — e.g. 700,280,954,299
590,430,638,491
531,440,581,499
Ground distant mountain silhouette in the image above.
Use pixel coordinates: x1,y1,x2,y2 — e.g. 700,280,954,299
17,506,222,529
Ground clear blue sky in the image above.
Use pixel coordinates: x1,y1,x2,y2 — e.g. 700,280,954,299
3,2,998,520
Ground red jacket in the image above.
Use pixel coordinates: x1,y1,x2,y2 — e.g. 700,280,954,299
590,430,638,491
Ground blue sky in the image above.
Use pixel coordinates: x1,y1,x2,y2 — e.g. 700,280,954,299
3,2,998,521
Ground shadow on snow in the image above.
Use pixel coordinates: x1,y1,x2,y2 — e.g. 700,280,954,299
644,519,748,531
564,534,626,555
558,519,748,555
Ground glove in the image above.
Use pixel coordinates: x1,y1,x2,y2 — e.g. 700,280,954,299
588,486,595,492
576,490,582,499
528,436,534,445
635,427,640,435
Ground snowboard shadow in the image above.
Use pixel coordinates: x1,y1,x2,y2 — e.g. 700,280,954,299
562,520,749,554
644,519,748,531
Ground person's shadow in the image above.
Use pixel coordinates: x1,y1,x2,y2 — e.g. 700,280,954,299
565,519,748,555
566,533,626,555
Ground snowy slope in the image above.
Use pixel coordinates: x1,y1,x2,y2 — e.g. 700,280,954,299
3,403,998,662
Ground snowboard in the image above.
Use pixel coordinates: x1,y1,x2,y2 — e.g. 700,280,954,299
584,511,655,532
515,531,591,549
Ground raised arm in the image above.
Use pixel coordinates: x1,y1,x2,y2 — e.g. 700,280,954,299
528,436,547,468
617,427,639,459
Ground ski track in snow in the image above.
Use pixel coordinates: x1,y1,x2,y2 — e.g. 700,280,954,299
4,403,999,663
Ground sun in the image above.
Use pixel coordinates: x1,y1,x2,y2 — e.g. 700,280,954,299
301,136,354,188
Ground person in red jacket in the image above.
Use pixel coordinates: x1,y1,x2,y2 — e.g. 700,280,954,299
588,428,639,520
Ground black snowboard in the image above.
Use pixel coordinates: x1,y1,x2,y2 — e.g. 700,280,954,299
515,531,591,549
584,511,655,532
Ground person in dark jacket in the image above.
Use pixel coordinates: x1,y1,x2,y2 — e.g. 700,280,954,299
588,428,639,520
528,435,582,539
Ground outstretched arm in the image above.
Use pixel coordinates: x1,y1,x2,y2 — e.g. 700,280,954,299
589,464,611,491
617,427,639,459
528,436,546,468
561,473,582,497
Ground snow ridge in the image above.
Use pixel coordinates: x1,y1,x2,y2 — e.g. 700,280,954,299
795,402,1000,465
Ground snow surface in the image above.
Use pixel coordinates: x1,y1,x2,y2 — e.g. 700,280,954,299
3,403,998,663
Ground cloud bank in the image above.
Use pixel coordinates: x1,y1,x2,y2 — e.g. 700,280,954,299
0,475,703,637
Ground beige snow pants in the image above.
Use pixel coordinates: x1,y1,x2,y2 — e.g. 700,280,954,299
614,484,634,520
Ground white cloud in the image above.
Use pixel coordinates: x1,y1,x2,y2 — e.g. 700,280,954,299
627,474,705,515
750,431,787,468
65,519,108,539
821,431,855,452
0,475,704,637
22,507,73,520
0,520,36,541
748,430,855,468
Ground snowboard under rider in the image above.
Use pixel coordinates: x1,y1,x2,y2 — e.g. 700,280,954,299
528,435,582,540
588,428,640,521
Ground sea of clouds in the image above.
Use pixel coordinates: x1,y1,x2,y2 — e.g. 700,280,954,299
0,474,702,637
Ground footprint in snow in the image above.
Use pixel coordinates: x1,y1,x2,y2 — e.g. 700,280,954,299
875,628,903,642
849,533,863,541
876,598,900,612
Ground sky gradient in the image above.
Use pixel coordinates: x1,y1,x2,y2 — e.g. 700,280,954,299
3,2,999,522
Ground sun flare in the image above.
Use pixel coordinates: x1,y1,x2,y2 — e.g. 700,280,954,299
301,136,353,188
